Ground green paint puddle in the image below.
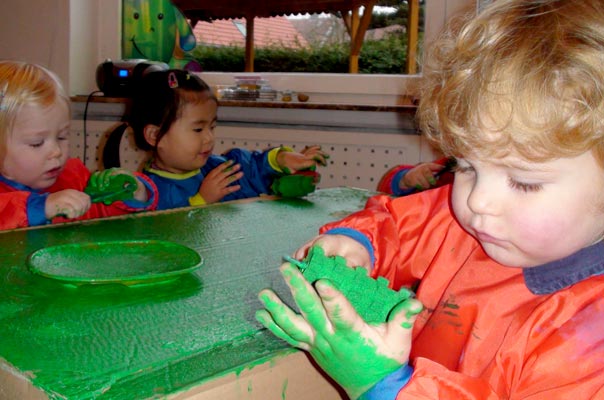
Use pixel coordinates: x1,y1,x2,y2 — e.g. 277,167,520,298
26,240,202,285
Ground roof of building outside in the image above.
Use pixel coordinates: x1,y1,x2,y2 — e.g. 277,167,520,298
194,16,309,48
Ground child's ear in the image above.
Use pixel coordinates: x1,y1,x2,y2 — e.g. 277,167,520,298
143,125,160,147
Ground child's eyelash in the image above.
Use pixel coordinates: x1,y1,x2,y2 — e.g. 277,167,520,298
508,179,542,193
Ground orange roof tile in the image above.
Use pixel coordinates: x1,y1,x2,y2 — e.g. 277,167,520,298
194,16,308,48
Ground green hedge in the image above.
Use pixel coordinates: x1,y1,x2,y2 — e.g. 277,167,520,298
191,35,411,74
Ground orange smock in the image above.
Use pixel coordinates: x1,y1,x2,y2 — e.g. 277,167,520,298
321,185,604,399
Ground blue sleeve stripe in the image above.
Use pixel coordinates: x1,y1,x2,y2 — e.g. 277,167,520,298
26,192,50,226
123,177,155,208
391,169,416,196
360,365,413,400
324,227,375,268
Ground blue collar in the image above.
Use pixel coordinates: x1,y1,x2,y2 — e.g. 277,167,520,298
523,240,604,295
0,174,37,192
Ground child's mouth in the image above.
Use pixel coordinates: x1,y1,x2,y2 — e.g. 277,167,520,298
45,166,62,179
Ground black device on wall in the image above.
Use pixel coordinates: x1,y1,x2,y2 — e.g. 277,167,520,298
96,59,169,97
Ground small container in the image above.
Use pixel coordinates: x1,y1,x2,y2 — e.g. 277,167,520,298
281,90,293,102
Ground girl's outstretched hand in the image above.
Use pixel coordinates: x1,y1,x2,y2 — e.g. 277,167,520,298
256,262,423,400
300,145,329,166
278,146,329,174
198,160,243,204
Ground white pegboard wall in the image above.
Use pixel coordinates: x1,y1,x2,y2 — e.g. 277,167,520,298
211,127,427,190
71,120,150,172
70,120,439,191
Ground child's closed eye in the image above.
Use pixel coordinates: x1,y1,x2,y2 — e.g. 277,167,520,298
508,178,542,193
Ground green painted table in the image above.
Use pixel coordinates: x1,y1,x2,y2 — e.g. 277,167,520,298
0,187,373,400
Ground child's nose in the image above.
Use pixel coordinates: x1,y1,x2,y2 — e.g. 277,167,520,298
466,179,499,215
201,128,215,144
48,140,63,159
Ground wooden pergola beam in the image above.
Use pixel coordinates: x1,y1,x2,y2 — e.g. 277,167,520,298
406,0,419,74
245,14,255,72
341,1,374,73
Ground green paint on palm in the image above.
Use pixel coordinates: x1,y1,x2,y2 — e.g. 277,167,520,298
279,263,405,400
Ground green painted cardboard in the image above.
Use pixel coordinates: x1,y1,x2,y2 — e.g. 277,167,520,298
0,187,373,399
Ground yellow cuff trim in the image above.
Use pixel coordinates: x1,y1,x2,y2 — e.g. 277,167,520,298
268,146,294,173
189,193,207,206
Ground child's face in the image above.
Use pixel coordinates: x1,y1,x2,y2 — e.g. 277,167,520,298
451,150,604,268
1,100,70,189
155,99,217,174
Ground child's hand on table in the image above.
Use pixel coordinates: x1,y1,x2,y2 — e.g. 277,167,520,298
256,261,423,400
198,160,243,204
46,189,91,219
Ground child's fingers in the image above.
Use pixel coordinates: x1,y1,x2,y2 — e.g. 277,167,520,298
219,159,235,171
257,289,314,348
313,155,328,166
315,279,364,333
224,184,241,194
228,171,243,183
293,240,316,260
255,310,310,350
280,263,334,336
388,298,423,332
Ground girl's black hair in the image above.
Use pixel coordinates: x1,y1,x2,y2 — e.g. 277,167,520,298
128,69,215,151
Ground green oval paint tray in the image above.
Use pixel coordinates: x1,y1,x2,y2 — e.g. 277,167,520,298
26,240,203,286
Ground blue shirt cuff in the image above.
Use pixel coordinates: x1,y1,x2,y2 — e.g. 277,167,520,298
26,192,50,226
391,169,416,197
123,177,155,208
324,227,375,268
360,365,413,400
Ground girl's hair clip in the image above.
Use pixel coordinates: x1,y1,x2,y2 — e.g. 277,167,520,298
168,72,179,89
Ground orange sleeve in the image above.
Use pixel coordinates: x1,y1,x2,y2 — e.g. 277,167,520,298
0,187,31,230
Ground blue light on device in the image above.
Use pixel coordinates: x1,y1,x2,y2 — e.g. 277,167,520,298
118,69,128,78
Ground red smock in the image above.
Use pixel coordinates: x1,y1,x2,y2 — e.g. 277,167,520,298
321,185,604,399
0,158,158,230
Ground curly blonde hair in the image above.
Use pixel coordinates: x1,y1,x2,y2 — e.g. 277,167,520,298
0,61,69,161
418,0,604,165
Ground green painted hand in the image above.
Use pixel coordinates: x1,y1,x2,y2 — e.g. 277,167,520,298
256,262,423,399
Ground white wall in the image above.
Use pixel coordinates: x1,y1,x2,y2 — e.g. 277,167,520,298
0,0,70,86
69,0,121,95
0,0,121,95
